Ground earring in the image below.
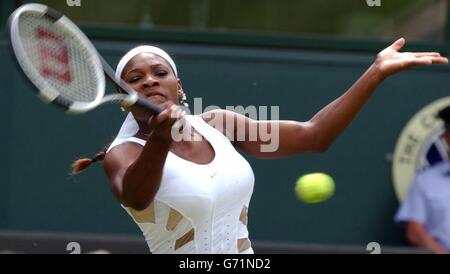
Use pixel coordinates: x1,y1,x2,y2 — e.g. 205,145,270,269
120,101,130,112
179,93,189,108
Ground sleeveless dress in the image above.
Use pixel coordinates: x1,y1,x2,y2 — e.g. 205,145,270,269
108,115,255,254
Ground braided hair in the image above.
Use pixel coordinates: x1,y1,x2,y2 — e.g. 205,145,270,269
71,144,110,175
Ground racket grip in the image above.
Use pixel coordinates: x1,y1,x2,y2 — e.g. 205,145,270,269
134,96,163,115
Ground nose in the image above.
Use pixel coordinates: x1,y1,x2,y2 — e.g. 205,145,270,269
142,75,159,88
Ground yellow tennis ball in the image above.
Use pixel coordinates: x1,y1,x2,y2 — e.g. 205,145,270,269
295,173,335,204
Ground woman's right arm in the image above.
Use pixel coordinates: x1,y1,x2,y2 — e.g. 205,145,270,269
103,105,184,211
104,136,172,210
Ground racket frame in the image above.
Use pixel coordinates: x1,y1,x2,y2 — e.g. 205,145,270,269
8,3,160,115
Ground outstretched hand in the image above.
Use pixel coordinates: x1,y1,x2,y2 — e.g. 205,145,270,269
374,38,448,80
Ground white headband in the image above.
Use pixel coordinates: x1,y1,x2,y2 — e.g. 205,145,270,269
114,45,178,82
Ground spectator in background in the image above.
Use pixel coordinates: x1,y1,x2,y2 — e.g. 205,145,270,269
395,106,450,254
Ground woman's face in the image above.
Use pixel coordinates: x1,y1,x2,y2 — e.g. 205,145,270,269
121,52,182,124
122,52,181,106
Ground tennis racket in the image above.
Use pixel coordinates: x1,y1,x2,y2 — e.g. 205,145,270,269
8,3,163,115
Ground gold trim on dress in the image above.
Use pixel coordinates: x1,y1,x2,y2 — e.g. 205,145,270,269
237,238,251,253
175,229,195,251
239,206,248,225
166,207,184,231
127,202,155,223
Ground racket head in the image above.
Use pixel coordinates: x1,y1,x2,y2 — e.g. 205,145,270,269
8,3,105,114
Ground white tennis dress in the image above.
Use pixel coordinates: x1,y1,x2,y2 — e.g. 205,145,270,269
107,114,255,254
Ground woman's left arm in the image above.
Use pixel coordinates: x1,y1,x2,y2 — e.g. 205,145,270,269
203,38,448,159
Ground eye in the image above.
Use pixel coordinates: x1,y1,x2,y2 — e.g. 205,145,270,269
129,77,141,83
155,71,168,77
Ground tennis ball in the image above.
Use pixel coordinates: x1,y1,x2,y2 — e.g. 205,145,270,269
295,173,335,204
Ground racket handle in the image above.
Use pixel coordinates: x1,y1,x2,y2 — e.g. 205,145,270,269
134,96,163,114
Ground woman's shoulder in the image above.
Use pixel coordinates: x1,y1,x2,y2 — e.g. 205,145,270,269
105,138,145,164
106,140,143,156
107,136,146,153
195,109,228,132
196,110,237,145
199,109,229,124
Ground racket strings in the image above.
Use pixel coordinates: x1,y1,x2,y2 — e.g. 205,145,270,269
18,12,100,103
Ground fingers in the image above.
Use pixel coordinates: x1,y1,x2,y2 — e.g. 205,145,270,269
409,52,448,64
390,37,406,51
151,103,179,126
411,52,442,57
409,59,433,66
171,108,187,133
431,56,449,64
128,100,173,123
416,56,448,64
147,103,187,141
408,56,449,67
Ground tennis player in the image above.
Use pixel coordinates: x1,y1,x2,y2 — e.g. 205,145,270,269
73,38,447,254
